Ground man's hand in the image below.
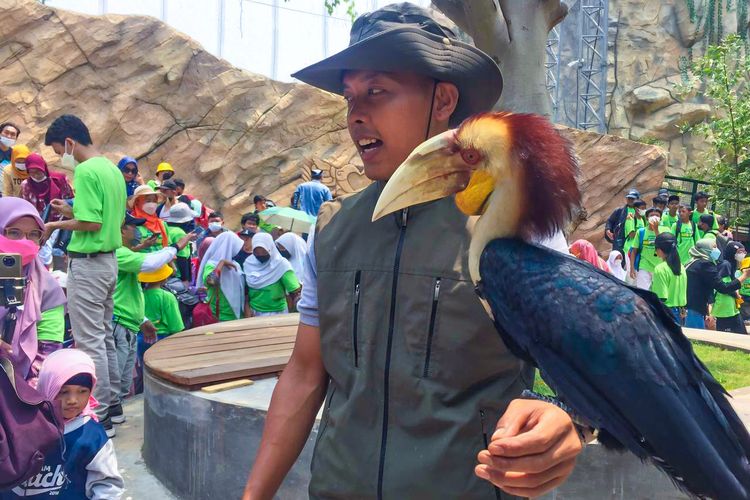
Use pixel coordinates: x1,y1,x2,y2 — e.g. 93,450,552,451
177,232,198,250
50,199,73,219
475,399,583,498
42,221,58,245
142,321,158,344
135,234,159,251
605,229,614,241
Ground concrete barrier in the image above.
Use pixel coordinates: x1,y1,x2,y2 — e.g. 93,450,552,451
143,370,689,499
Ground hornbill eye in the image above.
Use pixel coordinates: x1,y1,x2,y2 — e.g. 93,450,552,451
460,148,482,165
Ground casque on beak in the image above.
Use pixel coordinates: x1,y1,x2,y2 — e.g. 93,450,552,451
372,129,496,221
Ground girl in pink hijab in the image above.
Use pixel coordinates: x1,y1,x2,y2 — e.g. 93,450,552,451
569,239,612,273
12,349,125,498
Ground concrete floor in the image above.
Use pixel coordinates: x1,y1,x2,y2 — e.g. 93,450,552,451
116,395,178,500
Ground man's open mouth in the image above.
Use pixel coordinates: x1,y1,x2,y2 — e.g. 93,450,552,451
358,137,383,153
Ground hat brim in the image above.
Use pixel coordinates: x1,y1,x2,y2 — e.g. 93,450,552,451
128,190,165,209
167,215,194,224
138,266,173,283
126,216,147,226
292,26,503,124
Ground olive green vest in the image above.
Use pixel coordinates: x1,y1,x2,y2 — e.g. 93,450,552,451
310,183,530,499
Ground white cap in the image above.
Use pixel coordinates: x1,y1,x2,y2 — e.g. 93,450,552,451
167,202,194,224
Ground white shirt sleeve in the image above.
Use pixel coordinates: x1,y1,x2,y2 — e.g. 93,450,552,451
296,227,319,327
140,247,178,273
85,440,125,500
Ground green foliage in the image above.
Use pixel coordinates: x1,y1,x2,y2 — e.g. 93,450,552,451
685,0,750,43
679,34,750,224
282,0,357,20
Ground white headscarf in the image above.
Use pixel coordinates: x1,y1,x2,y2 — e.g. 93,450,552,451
607,250,627,281
244,232,293,289
276,232,307,284
197,231,245,319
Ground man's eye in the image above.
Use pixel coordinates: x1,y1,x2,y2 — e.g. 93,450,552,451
368,88,384,96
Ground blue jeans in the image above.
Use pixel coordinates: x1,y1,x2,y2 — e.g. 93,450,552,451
670,307,683,326
684,309,705,329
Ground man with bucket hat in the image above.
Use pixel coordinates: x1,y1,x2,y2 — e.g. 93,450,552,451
244,4,584,499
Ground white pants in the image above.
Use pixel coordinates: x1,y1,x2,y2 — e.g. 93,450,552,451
636,270,653,290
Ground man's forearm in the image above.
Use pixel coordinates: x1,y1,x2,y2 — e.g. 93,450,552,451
243,326,328,500
48,219,101,233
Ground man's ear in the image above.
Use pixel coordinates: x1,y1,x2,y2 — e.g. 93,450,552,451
432,82,459,124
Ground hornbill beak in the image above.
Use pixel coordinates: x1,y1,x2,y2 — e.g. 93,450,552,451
372,129,495,221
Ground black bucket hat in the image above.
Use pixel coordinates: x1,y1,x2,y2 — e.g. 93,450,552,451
292,2,503,124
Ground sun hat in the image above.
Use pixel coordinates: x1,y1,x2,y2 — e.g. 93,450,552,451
128,184,164,208
156,162,174,173
167,202,194,224
138,264,173,283
292,2,503,125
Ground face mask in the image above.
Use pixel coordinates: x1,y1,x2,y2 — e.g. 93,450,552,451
736,252,747,263
0,234,40,267
14,162,26,171
30,174,47,183
0,137,15,148
142,202,158,215
254,254,270,264
162,172,174,181
736,270,744,279
279,249,291,259
648,216,660,225
61,141,78,169
208,222,223,233
710,248,722,262
638,209,646,216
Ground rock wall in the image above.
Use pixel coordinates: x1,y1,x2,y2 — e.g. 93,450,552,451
604,0,745,176
0,0,665,249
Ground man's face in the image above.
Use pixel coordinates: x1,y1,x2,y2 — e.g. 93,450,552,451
343,70,437,181
679,206,690,221
655,202,666,211
668,200,679,214
696,198,708,211
626,197,636,207
208,217,223,230
121,225,136,247
1,126,18,141
244,220,258,232
175,186,184,196
160,188,176,199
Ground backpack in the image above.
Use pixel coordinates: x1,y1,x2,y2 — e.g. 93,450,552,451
675,220,697,244
163,277,199,330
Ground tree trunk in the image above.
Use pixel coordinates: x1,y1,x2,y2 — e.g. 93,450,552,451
432,0,568,116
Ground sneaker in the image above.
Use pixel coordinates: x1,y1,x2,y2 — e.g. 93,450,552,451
108,404,126,425
100,416,116,438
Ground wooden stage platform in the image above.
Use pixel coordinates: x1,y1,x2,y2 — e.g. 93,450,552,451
144,314,299,389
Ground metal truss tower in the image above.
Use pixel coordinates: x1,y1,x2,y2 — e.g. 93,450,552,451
576,0,609,133
545,25,561,123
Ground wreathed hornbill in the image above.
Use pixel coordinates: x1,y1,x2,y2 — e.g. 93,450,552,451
372,112,750,500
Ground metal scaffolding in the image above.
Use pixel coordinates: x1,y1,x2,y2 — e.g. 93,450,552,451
575,0,609,133
545,25,561,124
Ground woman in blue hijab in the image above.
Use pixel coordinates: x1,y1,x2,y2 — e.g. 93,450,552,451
117,156,142,197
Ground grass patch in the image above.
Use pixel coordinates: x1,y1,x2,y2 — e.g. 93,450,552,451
532,341,750,395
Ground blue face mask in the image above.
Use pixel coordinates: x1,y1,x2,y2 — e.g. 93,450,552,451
710,248,722,262
736,270,743,279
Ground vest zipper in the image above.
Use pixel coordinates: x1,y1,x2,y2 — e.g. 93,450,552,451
422,278,441,378
480,410,503,500
352,270,361,367
377,208,408,500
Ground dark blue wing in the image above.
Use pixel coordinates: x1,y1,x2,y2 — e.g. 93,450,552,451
479,238,750,500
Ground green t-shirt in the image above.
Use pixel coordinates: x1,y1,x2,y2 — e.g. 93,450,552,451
137,225,168,253
671,220,696,265
661,212,679,228
36,305,66,343
636,227,670,273
692,209,719,238
622,209,639,253
713,276,739,318
69,157,126,254
247,270,301,313
203,263,238,321
700,232,717,243
167,225,190,258
147,179,159,190
143,287,184,335
114,246,146,332
651,262,687,307
741,277,750,298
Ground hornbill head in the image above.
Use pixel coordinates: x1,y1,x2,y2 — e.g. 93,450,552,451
372,112,582,281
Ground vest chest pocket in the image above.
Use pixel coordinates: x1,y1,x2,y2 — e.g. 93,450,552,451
422,278,441,378
352,270,361,367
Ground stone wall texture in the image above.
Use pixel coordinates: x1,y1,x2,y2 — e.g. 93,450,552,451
0,0,665,250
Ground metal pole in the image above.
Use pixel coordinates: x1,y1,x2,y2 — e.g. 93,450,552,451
99,0,108,14
161,0,167,22
322,2,329,57
217,0,226,57
271,0,279,80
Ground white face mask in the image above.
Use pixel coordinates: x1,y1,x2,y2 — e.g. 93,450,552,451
61,141,78,169
30,174,47,183
142,202,158,215
0,137,16,148
14,162,26,171
208,222,223,233
736,252,747,263
638,209,647,216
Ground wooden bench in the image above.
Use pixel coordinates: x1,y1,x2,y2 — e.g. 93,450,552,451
144,314,299,390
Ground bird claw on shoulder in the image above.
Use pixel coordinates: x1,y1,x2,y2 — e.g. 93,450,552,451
520,389,599,445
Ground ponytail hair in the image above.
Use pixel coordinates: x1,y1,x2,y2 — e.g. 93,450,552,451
655,232,681,275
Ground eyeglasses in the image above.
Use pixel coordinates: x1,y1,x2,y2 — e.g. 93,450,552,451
123,168,137,174
4,228,43,244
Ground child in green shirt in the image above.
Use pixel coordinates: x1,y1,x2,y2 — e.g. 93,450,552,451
671,205,696,265
629,207,669,290
652,232,687,325
139,265,185,337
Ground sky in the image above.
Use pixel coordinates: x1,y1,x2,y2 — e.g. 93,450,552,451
44,0,432,81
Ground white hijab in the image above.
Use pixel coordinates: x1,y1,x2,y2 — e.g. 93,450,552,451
276,232,307,284
244,232,293,289
607,250,627,281
197,231,245,319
